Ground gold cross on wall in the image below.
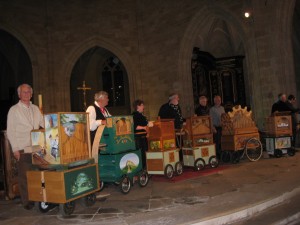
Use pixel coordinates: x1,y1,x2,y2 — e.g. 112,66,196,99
77,81,91,111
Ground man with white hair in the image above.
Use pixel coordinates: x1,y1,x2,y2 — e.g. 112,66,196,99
86,91,111,144
7,83,44,210
158,93,185,129
271,93,290,114
210,95,225,159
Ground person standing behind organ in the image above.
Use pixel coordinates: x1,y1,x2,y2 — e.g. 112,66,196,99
271,93,291,114
86,91,111,144
158,93,186,129
286,94,300,147
132,99,153,168
195,95,210,116
209,95,225,159
7,84,44,210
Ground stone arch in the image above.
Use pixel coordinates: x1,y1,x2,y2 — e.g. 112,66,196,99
0,24,40,97
178,4,249,117
62,36,138,111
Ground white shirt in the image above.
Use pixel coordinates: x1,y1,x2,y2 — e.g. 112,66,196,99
7,101,44,152
86,101,111,131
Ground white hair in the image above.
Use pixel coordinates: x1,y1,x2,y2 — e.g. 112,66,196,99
168,93,178,101
94,91,108,101
17,84,33,96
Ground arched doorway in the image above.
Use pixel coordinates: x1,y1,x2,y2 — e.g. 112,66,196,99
192,48,246,112
0,29,32,129
70,46,130,115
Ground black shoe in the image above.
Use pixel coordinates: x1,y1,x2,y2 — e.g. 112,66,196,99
23,202,34,210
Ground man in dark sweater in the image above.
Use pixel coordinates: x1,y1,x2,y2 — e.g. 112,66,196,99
158,93,186,129
271,93,290,113
195,95,210,116
286,94,300,147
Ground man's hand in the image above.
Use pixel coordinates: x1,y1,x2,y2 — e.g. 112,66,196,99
13,150,21,161
212,127,217,133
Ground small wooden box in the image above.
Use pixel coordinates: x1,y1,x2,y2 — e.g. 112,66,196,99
27,163,99,203
265,115,292,136
185,115,212,135
148,119,175,140
32,112,91,165
146,149,180,175
221,133,260,151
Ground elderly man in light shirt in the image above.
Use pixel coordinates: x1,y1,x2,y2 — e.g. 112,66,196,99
7,83,44,210
209,95,225,159
86,91,112,144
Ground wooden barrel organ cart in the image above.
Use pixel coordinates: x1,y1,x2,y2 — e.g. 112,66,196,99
27,112,100,216
97,115,149,194
263,112,295,157
0,131,19,200
181,115,219,171
221,105,263,163
146,118,183,179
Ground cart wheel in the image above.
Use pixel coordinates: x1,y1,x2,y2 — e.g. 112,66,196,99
245,138,263,162
138,170,149,187
81,193,96,207
194,158,205,171
230,151,240,164
59,201,75,216
175,162,183,176
35,201,56,213
99,180,104,192
209,156,219,168
164,164,174,179
274,149,283,158
288,148,295,156
221,151,231,163
120,176,131,194
239,149,246,161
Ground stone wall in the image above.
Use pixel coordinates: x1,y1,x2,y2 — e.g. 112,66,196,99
0,0,298,128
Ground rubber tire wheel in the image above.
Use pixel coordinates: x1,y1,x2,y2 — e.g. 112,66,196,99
81,193,96,207
221,151,231,163
35,202,56,213
209,156,219,168
120,176,131,194
99,180,104,192
194,158,205,171
274,149,283,158
230,151,240,164
245,138,263,162
175,162,183,176
59,201,75,216
138,170,149,187
239,149,246,161
288,148,295,156
164,164,174,179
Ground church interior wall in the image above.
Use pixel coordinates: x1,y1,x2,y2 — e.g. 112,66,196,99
0,0,298,129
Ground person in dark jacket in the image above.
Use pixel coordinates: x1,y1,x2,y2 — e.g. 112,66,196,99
132,99,153,168
271,93,290,114
158,93,186,129
195,95,210,116
286,94,300,147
